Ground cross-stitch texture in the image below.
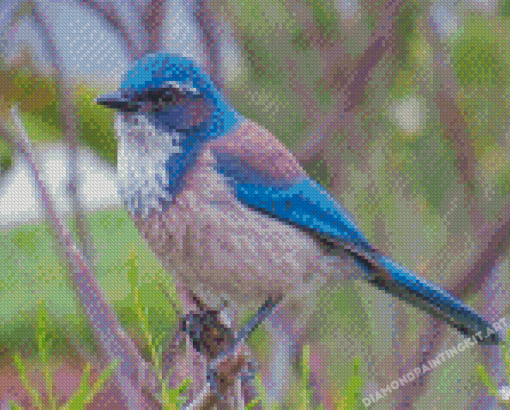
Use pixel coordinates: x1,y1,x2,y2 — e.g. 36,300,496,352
0,1,509,409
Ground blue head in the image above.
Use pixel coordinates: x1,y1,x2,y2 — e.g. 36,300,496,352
96,53,238,139
96,53,240,217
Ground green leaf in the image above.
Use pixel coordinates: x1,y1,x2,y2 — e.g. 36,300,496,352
162,378,191,408
76,86,117,165
342,358,364,409
12,353,43,409
502,0,510,18
299,344,312,409
477,365,497,395
453,16,509,88
245,399,259,409
61,360,118,409
84,359,118,404
7,400,24,410
61,362,90,410
307,0,339,43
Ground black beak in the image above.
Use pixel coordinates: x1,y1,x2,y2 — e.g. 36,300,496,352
95,91,140,112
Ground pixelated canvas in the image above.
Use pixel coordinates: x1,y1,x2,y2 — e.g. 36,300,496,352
0,1,509,409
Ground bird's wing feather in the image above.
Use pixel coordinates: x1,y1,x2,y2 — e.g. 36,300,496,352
207,120,372,249
206,120,499,344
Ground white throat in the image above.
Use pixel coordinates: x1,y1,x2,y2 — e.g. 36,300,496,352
115,113,184,218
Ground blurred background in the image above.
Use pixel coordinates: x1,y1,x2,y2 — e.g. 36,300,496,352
1,0,510,408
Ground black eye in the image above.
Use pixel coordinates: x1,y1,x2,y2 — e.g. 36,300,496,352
147,90,171,103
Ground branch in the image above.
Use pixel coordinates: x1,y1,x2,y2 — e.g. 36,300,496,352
181,298,281,409
295,0,405,166
143,0,168,54
190,0,224,91
31,0,96,263
78,0,150,60
0,105,160,409
187,346,250,410
393,13,510,408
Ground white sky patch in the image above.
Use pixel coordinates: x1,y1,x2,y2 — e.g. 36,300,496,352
163,0,205,65
500,386,510,402
218,19,244,83
2,1,128,85
0,143,119,227
393,97,425,134
431,3,460,38
336,0,359,19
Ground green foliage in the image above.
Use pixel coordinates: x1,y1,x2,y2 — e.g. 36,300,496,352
75,86,117,165
291,27,313,51
10,301,118,410
394,2,422,67
307,0,339,43
502,0,510,18
454,37,505,87
230,0,293,35
0,65,62,140
0,137,11,173
18,109,63,141
336,357,364,409
0,63,117,168
37,301,57,410
299,345,313,409
453,15,510,87
61,360,118,410
0,211,180,358
12,352,43,409
303,158,332,189
12,229,39,255
477,364,498,396
474,327,510,407
245,399,260,409
161,378,190,409
243,37,286,86
246,320,269,362
496,164,510,195
126,246,193,409
28,101,63,138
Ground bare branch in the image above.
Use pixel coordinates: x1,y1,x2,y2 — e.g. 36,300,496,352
78,0,149,60
0,105,160,409
31,0,96,263
190,0,224,90
143,0,168,53
295,0,405,165
186,346,250,410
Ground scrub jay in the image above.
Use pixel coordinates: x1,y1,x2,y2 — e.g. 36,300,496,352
96,53,499,405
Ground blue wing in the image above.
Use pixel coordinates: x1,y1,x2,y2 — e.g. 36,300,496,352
214,153,499,344
213,151,372,248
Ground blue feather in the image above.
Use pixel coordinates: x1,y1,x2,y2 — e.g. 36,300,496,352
214,158,499,344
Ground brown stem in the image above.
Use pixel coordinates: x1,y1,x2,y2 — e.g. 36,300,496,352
0,105,159,409
31,0,96,264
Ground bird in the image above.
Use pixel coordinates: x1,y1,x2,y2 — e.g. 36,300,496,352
95,52,499,407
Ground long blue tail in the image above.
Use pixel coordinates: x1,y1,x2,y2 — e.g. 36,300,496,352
350,249,499,344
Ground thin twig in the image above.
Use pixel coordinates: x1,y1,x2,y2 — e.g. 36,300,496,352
143,0,168,54
391,8,510,406
0,105,160,409
294,0,405,166
31,0,96,263
78,0,148,60
191,0,224,90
